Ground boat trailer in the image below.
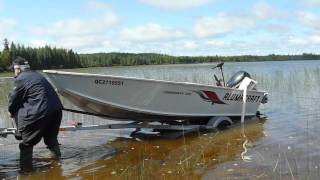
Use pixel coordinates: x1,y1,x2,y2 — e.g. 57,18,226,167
0,108,234,139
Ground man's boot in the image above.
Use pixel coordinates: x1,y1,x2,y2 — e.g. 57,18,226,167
48,145,61,159
19,144,33,172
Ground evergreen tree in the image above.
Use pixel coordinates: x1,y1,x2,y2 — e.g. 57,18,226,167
0,51,3,72
3,38,9,51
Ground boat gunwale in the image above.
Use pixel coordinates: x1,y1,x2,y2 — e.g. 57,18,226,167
43,70,267,94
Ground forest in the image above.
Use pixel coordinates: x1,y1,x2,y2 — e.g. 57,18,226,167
1,39,320,72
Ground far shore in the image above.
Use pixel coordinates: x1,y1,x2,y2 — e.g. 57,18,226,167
1,58,319,77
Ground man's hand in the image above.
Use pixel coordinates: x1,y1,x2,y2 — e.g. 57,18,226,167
8,112,14,118
14,130,22,140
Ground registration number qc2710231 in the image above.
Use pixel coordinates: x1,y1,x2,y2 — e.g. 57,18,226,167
94,79,124,86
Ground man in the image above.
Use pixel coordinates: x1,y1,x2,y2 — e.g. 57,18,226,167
8,57,63,172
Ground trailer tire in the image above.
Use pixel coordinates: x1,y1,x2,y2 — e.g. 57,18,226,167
207,116,232,130
216,120,232,130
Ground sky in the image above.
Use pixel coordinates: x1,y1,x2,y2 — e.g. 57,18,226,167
0,0,320,56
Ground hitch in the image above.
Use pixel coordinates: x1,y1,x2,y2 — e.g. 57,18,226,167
0,128,16,138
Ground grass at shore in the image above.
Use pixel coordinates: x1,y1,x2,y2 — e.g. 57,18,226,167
0,72,13,78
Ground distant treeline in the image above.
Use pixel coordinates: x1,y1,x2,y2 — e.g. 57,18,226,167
0,39,80,72
1,39,320,72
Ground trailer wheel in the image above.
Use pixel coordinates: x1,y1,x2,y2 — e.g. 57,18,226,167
207,116,233,130
216,120,232,130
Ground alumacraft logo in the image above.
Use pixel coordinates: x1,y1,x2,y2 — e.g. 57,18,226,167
193,90,226,105
223,93,261,103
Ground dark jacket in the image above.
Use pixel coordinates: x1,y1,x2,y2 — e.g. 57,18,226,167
8,70,63,129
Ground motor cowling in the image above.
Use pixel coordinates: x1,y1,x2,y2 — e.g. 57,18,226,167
226,71,251,88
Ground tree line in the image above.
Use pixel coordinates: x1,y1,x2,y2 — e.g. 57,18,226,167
0,39,81,72
1,39,320,72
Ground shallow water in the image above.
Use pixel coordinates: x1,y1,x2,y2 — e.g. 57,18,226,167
1,60,320,179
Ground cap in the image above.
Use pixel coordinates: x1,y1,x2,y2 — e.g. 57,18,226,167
11,57,30,69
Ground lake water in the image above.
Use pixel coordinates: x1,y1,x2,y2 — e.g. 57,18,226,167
1,60,320,179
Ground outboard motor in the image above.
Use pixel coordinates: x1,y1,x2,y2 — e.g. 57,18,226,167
226,71,252,88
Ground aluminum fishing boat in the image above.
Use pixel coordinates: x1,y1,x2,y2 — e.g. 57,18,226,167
43,64,268,122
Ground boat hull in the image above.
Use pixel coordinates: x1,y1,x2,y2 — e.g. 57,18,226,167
44,70,266,121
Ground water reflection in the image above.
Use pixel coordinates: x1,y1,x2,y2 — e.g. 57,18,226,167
0,119,266,179
65,119,265,179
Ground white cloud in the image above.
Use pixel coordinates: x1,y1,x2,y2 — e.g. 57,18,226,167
302,0,320,8
30,37,106,50
30,40,47,47
84,33,320,56
55,35,104,49
205,40,228,48
194,13,256,38
183,41,198,50
288,36,308,46
206,39,259,52
19,1,320,55
139,0,214,10
29,35,104,50
264,24,290,34
288,34,320,46
0,17,16,33
298,12,320,31
252,2,276,19
30,13,121,51
32,13,120,37
120,23,185,42
193,2,290,38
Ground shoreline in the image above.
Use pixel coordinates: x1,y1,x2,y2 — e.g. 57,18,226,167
1,59,319,75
